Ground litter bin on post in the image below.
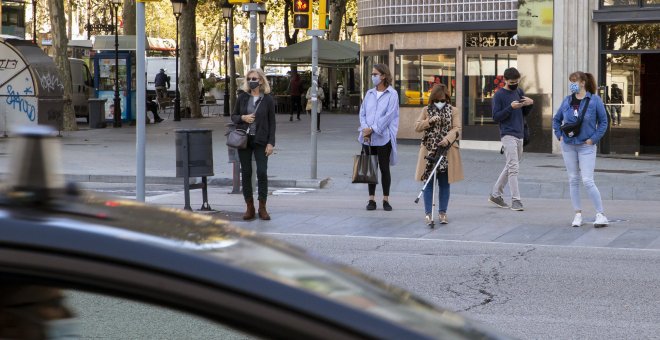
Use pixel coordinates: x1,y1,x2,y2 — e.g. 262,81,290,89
88,98,107,129
175,129,214,211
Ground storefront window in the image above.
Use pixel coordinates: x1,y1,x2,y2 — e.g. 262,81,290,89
603,23,660,51
463,53,517,125
394,52,456,106
362,53,389,95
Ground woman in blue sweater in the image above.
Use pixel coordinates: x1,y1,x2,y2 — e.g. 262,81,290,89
552,71,609,228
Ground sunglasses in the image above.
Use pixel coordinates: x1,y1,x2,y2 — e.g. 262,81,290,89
247,77,259,81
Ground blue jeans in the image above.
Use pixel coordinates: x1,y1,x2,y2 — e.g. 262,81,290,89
423,171,450,214
560,142,604,213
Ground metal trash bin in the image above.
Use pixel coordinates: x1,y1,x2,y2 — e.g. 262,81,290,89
88,98,107,129
175,129,214,211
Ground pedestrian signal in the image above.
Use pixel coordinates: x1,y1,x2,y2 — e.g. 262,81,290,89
293,0,312,30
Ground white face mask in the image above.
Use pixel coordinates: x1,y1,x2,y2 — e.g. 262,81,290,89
434,101,446,110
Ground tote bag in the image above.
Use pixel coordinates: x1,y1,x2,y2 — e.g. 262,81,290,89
352,147,378,184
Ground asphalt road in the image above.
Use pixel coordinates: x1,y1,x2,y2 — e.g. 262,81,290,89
271,233,660,340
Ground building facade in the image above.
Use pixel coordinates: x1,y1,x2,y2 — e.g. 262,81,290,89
357,0,660,155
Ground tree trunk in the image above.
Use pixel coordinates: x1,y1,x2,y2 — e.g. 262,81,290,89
48,0,77,131
229,8,237,115
328,0,348,41
204,16,222,74
123,0,136,36
179,0,201,118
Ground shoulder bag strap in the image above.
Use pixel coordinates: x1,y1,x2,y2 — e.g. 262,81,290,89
577,97,591,123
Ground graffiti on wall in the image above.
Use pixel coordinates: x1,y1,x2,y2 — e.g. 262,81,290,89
34,70,64,92
0,59,19,71
5,85,36,121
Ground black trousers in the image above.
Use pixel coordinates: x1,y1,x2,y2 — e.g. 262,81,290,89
146,101,162,121
290,95,302,117
362,141,392,196
238,135,269,201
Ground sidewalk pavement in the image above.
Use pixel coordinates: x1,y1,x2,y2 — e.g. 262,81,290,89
2,111,657,249
1,110,657,200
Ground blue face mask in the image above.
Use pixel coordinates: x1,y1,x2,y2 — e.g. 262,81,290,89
569,82,580,94
371,75,382,87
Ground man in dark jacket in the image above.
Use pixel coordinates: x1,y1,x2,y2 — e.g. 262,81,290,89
610,83,623,126
488,67,534,211
154,69,170,99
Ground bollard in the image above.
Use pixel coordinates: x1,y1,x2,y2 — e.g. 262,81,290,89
175,129,214,211
227,147,241,194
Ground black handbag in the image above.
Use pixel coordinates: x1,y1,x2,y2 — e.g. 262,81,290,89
560,97,591,138
352,145,378,184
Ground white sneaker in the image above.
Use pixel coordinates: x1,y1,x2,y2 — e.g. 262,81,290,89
571,213,583,227
425,214,433,226
594,213,609,228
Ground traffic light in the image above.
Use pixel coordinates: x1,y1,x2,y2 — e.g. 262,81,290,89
293,0,312,30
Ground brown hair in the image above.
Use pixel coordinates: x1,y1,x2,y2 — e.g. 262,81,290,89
373,63,392,87
569,71,597,94
428,83,450,105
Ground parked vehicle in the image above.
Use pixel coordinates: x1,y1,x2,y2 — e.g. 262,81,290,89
146,56,178,96
0,129,511,339
69,58,94,121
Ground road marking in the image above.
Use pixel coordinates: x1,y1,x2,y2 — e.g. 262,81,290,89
272,188,315,196
263,232,660,252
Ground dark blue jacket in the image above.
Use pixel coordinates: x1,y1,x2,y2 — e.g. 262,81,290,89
155,72,170,88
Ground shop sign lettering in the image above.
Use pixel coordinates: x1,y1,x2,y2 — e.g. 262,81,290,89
465,32,517,48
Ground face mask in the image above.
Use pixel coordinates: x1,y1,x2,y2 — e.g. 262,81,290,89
508,83,519,90
569,82,580,94
434,101,446,110
248,81,260,90
371,75,381,87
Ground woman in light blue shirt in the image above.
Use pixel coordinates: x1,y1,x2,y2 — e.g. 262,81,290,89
358,64,400,211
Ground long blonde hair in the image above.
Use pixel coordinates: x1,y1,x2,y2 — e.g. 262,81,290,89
241,68,271,94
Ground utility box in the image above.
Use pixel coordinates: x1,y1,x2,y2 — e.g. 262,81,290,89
88,98,107,129
0,37,65,135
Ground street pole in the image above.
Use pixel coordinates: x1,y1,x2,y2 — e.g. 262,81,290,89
308,30,324,180
32,0,37,44
241,2,265,70
223,18,230,116
136,1,146,202
113,3,122,128
174,14,181,121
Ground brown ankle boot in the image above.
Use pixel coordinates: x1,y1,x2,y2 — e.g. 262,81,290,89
258,199,271,220
243,198,256,220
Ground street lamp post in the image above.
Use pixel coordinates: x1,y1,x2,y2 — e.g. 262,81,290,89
345,18,355,41
171,0,186,121
258,10,268,56
222,1,232,117
112,0,122,128
32,0,37,44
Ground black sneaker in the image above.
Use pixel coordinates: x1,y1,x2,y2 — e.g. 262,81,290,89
383,200,392,211
366,200,377,211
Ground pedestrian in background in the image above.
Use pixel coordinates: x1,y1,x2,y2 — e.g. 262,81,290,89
154,68,170,100
289,71,303,121
231,68,276,221
358,63,399,211
414,84,463,225
306,79,325,132
610,83,623,126
488,67,534,211
552,71,609,228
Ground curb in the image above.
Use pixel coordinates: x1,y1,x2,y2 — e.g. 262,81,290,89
62,174,330,189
